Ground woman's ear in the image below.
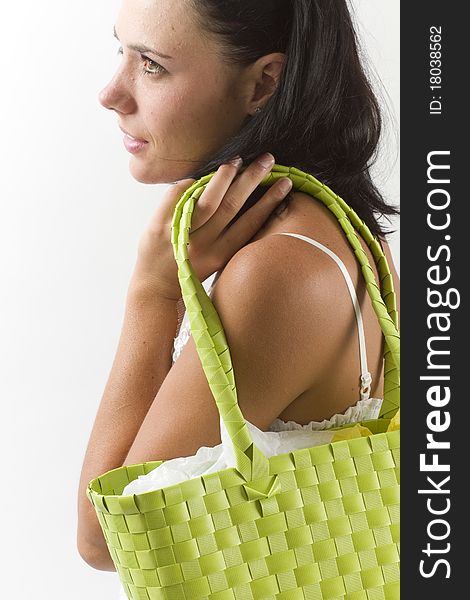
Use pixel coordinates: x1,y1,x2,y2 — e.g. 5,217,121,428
245,52,287,115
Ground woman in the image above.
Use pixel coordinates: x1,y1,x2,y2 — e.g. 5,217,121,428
77,0,400,579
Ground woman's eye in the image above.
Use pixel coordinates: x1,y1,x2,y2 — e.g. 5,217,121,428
140,55,165,76
114,47,164,76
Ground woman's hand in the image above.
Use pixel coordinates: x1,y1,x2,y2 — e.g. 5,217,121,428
131,153,293,301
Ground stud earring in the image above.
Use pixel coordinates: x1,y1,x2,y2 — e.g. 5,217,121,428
254,107,262,113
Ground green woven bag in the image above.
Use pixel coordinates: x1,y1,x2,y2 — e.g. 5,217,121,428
87,164,400,600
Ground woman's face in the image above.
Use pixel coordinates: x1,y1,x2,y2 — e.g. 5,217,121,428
99,0,251,184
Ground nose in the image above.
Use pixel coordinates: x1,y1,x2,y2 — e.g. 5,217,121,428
98,72,136,114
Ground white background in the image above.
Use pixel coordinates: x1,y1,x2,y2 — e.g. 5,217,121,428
0,1,399,598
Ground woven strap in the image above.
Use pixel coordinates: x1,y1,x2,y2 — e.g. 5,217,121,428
170,164,400,482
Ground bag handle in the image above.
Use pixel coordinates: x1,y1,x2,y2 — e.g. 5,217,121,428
170,164,400,482
331,190,399,420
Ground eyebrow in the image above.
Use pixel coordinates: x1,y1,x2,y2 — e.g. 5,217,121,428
113,26,173,60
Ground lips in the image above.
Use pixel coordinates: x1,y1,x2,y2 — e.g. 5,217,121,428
119,125,148,143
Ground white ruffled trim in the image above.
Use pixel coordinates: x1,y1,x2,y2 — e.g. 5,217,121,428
172,320,190,363
172,274,217,364
269,396,383,432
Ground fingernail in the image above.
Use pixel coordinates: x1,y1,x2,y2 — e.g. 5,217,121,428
278,178,293,193
258,153,275,168
227,156,243,167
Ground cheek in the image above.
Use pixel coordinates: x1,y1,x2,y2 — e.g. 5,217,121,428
142,85,202,133
139,72,243,159
169,71,240,127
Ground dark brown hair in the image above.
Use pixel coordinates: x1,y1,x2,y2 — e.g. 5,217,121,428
187,0,398,237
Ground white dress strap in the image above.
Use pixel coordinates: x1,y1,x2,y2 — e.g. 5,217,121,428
274,232,372,400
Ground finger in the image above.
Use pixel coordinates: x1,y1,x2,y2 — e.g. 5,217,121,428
190,158,243,231
220,176,293,249
165,179,197,203
201,153,276,237
157,178,196,222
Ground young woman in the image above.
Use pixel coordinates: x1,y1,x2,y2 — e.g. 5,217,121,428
77,0,400,577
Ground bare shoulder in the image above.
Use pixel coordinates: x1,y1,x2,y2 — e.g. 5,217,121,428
211,230,338,309
210,194,366,335
210,233,329,347
208,232,350,407
275,189,400,313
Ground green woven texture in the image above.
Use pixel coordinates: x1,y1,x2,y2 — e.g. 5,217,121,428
87,164,400,599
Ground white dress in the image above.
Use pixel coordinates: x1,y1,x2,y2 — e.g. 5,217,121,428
117,232,382,599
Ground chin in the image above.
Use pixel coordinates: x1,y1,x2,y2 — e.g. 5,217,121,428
130,171,163,184
128,160,169,184
129,158,195,185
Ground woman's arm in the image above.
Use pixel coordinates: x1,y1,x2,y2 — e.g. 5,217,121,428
76,277,179,569
76,157,293,570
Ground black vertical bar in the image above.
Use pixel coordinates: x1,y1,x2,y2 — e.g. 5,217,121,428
401,2,466,597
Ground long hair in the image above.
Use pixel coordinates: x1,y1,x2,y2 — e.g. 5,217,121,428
188,0,398,238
